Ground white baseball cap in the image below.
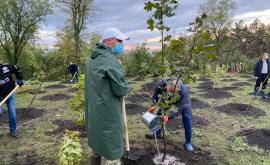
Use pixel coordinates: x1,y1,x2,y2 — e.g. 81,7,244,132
102,27,129,41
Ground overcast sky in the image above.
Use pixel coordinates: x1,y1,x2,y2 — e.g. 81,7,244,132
38,0,270,50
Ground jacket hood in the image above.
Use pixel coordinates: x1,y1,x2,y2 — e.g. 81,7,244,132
91,43,112,59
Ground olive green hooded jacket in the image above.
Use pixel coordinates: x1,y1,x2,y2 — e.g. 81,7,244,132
85,43,129,160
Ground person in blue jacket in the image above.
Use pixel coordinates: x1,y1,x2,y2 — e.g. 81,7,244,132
252,52,270,99
145,78,193,151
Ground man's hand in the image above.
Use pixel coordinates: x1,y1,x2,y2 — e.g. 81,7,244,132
161,115,169,123
147,106,156,113
17,80,24,87
254,76,258,80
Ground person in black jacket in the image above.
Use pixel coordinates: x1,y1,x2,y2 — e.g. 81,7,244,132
67,62,79,83
0,62,24,137
252,52,270,99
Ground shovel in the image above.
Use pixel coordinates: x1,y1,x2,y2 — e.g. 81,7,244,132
122,99,130,156
0,85,19,107
70,71,78,83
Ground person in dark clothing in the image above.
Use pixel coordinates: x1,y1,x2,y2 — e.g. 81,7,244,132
252,52,270,99
145,78,193,151
68,62,79,83
0,62,24,137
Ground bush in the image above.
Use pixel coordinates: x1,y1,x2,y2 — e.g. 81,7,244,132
69,75,85,126
58,130,83,165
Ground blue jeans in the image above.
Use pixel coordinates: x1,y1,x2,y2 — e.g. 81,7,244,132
155,107,192,144
0,94,16,133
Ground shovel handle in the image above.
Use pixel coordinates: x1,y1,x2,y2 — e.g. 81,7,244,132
122,99,130,152
0,85,19,107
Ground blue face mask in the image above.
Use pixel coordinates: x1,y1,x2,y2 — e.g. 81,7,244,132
112,43,124,55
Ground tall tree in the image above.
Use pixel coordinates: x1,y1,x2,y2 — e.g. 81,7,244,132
58,0,94,64
144,0,178,77
0,0,51,64
199,0,236,57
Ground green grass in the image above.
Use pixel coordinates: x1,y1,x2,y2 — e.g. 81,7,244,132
0,74,269,164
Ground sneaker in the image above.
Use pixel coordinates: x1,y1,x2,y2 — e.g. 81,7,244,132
185,143,194,152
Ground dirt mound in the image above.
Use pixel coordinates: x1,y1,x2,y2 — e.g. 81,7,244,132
236,129,270,150
167,115,209,131
44,84,67,89
40,94,72,101
126,104,147,116
232,82,251,87
141,82,157,93
0,108,44,123
200,88,233,99
216,103,265,117
126,94,151,104
191,98,210,109
122,140,216,165
17,89,46,95
46,119,86,138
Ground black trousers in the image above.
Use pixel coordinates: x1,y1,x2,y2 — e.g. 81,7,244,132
254,74,269,91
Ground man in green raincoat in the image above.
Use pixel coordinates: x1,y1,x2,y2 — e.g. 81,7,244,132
85,27,129,164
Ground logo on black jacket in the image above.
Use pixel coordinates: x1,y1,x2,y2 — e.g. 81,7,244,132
2,67,9,74
0,77,9,85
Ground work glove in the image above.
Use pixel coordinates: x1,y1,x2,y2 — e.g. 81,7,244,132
147,106,157,113
17,80,24,87
161,115,169,123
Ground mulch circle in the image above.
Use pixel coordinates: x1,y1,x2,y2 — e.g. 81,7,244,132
215,103,265,117
122,140,216,165
141,82,157,93
221,78,238,82
17,89,46,95
200,88,233,99
126,94,151,104
191,98,210,109
231,82,252,87
236,129,270,150
0,108,44,123
126,104,147,116
46,119,86,138
40,94,72,101
44,84,67,89
167,115,209,131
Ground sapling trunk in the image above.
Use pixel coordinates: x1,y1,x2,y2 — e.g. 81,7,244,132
161,122,167,162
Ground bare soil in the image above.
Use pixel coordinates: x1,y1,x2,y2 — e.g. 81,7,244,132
191,98,210,109
236,129,270,150
122,140,216,165
45,119,87,138
126,104,147,116
40,94,72,101
44,84,67,89
215,103,265,117
200,88,233,99
0,108,44,123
